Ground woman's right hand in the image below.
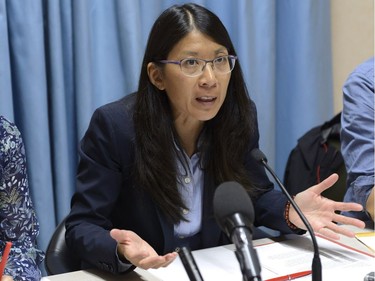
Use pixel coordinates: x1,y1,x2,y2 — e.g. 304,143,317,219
1,275,14,281
110,229,178,269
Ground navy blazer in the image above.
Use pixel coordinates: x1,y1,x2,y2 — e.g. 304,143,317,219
65,93,296,274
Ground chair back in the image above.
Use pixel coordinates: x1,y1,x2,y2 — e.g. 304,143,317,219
45,218,81,275
283,112,347,201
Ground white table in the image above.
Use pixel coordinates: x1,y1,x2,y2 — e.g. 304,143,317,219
41,226,374,281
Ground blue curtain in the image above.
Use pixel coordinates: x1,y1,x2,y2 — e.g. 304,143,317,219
0,0,332,274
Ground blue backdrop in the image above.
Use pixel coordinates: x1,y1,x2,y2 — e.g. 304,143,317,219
0,0,333,274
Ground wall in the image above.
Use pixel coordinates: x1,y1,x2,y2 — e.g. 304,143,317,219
331,0,374,113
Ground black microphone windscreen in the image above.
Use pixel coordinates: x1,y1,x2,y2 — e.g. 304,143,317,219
250,148,268,163
213,181,255,226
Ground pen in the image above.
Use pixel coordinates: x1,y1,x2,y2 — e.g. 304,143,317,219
266,270,312,281
0,242,12,278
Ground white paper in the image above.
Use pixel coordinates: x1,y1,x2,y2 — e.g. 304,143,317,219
355,232,375,253
147,234,375,281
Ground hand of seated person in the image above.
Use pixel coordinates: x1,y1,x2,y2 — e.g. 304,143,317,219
289,173,366,240
1,275,14,281
110,229,178,269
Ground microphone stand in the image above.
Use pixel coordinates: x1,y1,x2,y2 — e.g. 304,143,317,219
179,246,204,281
260,158,322,281
231,226,262,281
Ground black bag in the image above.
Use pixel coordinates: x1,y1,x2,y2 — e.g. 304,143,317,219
283,112,347,201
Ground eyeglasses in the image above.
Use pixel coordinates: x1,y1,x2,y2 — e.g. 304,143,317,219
157,55,237,77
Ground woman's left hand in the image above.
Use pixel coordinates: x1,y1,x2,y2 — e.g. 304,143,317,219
289,173,366,240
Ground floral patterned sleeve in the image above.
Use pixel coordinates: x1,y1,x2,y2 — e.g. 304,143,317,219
0,116,45,281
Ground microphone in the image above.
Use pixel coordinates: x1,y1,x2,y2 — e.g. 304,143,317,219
250,148,322,281
213,181,262,281
178,246,204,281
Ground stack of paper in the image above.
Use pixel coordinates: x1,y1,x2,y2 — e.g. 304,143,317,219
147,234,375,281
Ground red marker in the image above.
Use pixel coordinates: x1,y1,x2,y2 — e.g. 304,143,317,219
0,242,12,278
266,270,312,281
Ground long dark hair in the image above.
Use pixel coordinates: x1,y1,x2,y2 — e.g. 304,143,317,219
133,3,259,224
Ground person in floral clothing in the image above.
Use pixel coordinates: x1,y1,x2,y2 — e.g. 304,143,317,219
0,116,44,281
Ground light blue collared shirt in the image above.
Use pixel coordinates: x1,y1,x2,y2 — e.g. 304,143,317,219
174,151,203,238
341,57,374,223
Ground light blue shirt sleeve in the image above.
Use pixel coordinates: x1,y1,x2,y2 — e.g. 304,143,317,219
341,57,374,222
115,250,133,272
